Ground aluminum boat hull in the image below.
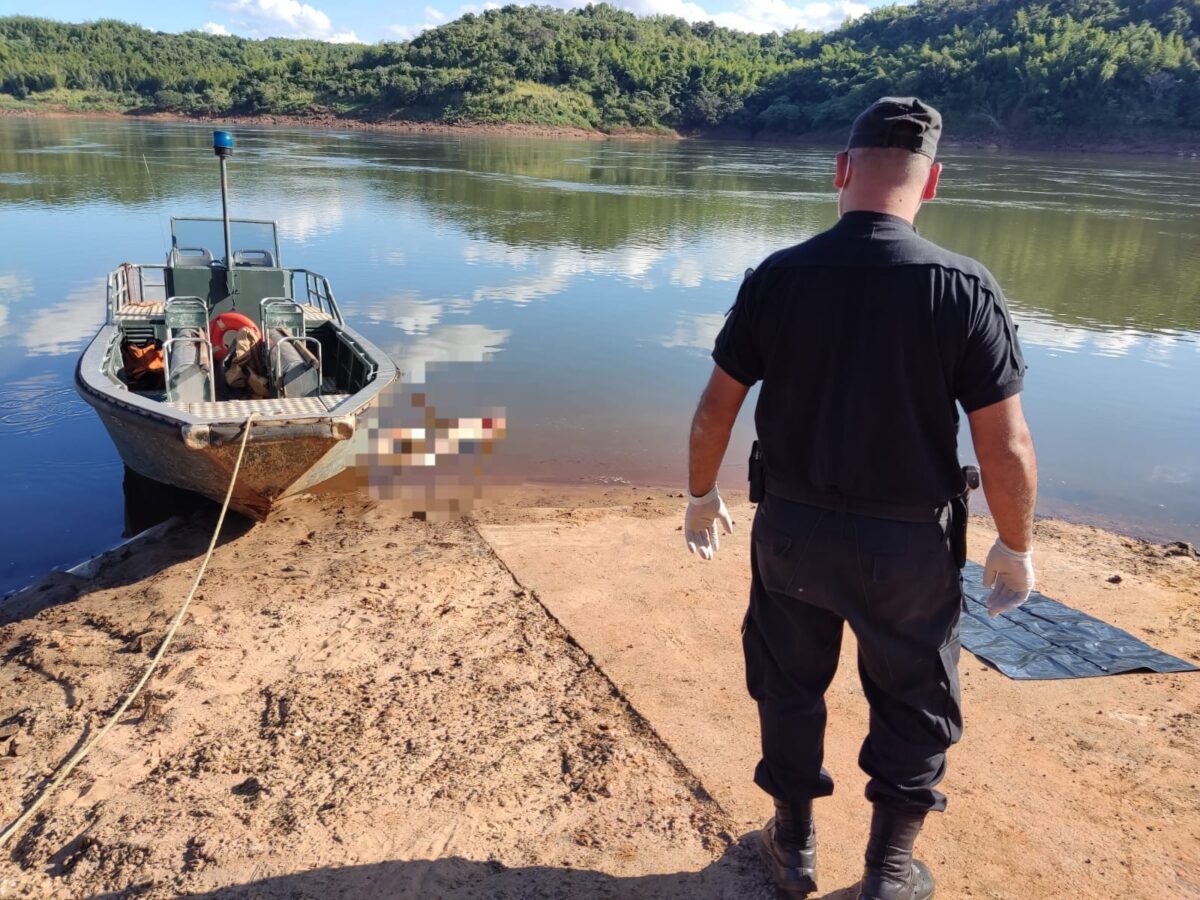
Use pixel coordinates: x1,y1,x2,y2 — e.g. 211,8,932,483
76,324,396,521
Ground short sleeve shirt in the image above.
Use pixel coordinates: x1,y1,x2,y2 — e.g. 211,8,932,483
713,210,1025,506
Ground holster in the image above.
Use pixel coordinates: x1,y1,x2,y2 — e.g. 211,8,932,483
949,465,980,569
748,440,765,503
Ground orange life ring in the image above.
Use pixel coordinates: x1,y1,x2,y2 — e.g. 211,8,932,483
209,313,261,363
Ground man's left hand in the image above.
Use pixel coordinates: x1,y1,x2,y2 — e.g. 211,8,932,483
685,486,734,560
982,538,1035,617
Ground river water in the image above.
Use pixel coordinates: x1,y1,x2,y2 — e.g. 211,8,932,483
0,118,1196,593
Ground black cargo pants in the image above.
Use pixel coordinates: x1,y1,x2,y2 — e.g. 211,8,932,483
743,492,963,814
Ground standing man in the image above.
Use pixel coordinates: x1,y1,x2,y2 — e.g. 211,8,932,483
683,98,1037,900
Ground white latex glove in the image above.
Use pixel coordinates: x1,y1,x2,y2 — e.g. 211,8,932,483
684,485,734,560
983,538,1035,617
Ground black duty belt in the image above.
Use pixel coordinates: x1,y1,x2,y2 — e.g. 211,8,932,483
765,479,949,524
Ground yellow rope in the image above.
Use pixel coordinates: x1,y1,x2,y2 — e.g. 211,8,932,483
0,414,257,849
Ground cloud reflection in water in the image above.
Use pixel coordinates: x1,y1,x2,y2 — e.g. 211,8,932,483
393,324,511,384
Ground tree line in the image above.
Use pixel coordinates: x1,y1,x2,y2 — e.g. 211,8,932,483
1,0,1196,139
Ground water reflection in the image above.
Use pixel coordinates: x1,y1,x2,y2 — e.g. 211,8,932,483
0,273,32,339
661,313,725,352
366,294,444,335
1014,307,1197,362
392,324,511,384
22,278,105,357
0,375,91,435
0,117,1197,594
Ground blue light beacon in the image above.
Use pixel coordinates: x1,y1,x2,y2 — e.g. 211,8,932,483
213,129,234,157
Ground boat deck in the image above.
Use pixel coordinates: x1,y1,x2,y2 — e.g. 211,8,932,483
166,394,350,420
115,302,166,319
114,303,334,324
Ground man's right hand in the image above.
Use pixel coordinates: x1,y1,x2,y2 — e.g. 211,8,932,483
684,486,734,561
982,538,1035,617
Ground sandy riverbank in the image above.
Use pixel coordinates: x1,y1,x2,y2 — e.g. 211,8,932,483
3,106,1198,154
0,106,667,142
1,485,1197,898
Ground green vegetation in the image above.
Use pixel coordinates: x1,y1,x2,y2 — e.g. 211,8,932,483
1,1,1197,140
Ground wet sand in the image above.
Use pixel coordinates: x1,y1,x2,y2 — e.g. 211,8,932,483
1,486,1197,898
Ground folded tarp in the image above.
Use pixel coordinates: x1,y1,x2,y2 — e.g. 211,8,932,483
959,561,1197,680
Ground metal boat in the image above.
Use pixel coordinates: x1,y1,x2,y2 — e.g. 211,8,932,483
75,131,396,519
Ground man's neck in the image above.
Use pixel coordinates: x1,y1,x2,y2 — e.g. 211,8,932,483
838,198,919,224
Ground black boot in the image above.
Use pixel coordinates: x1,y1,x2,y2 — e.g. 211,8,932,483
857,805,935,900
757,797,818,897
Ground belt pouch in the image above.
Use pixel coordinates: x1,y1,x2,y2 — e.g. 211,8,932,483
748,440,765,503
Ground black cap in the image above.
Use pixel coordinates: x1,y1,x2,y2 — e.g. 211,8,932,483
847,97,942,160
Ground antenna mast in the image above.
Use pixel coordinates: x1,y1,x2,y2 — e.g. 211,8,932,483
213,130,235,293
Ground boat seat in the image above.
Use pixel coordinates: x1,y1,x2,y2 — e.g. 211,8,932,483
261,298,321,399
233,248,276,267
169,247,214,267
260,297,304,336
164,297,215,403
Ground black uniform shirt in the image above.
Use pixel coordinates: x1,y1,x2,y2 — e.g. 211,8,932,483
712,210,1026,507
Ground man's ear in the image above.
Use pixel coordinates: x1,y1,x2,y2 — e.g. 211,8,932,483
922,161,942,201
835,151,850,189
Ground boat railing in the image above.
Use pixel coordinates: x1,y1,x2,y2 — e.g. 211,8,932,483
288,268,344,325
107,263,168,322
106,263,344,326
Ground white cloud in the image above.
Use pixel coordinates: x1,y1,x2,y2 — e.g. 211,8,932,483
618,0,872,32
386,24,424,40
387,5,459,40
218,0,361,42
618,0,871,33
202,21,232,35
387,0,867,40
707,0,871,33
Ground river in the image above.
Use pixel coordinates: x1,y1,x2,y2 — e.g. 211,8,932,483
0,117,1196,594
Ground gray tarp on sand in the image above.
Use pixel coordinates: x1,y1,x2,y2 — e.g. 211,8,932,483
959,561,1197,680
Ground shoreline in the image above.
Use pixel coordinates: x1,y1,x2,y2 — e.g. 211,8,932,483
3,105,1198,155
512,478,1200,549
0,106,661,142
4,480,1196,608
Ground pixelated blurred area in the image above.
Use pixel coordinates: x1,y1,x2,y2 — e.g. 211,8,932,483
356,386,514,520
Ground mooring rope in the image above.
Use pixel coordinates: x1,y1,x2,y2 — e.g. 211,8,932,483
0,414,257,849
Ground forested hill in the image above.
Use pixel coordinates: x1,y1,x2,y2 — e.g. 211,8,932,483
1,0,1197,141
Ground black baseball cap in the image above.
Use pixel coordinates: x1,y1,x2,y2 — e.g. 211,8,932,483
847,97,942,160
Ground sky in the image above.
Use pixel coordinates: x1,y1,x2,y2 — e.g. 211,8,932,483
0,0,896,44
